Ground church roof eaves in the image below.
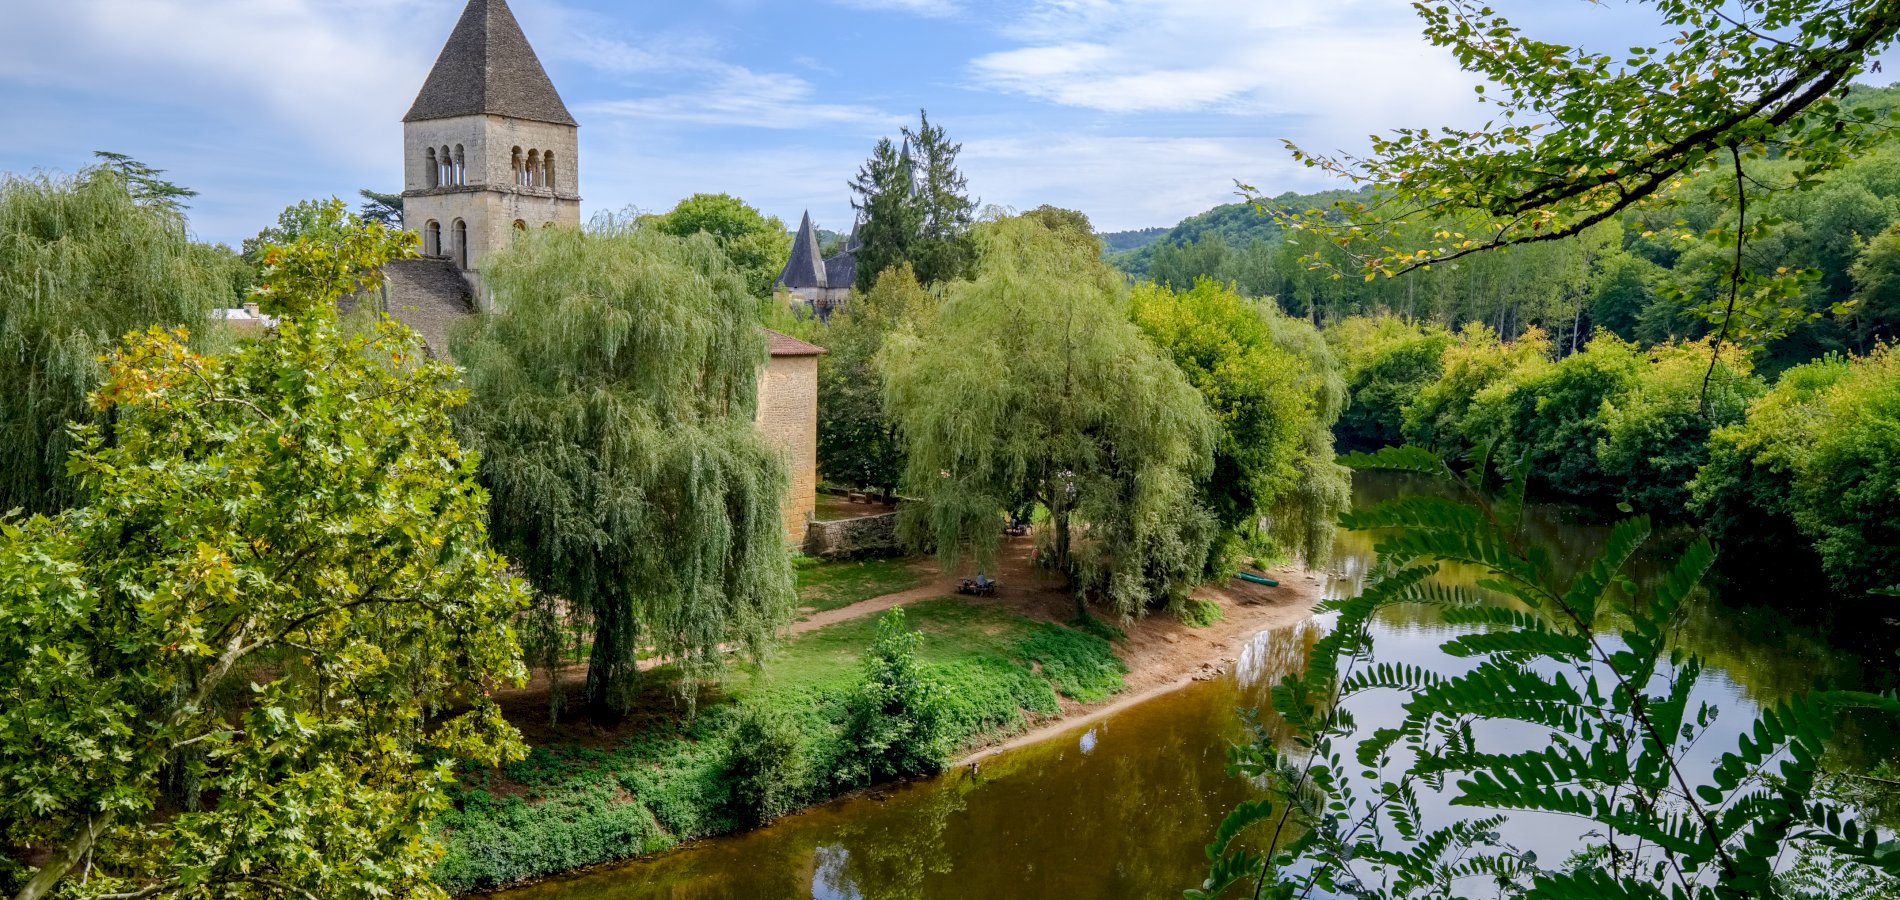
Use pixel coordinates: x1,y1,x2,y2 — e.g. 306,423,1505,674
405,0,577,127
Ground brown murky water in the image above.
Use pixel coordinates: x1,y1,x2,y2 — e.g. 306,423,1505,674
491,473,1891,900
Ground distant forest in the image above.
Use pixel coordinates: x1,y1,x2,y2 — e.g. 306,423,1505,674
1104,82,1900,376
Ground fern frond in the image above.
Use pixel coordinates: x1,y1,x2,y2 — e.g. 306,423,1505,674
1339,445,1447,476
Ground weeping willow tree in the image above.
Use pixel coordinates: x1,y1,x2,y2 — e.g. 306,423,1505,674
881,214,1217,617
452,224,795,718
0,168,238,515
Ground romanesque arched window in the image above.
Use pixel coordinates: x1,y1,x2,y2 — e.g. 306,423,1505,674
424,220,441,256
511,146,524,186
424,147,439,189
542,151,555,191
452,144,466,186
452,219,468,269
525,150,540,188
439,146,452,186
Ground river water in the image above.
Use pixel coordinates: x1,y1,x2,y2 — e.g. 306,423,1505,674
490,473,1897,900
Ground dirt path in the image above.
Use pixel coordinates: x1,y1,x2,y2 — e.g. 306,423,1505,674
492,538,1328,747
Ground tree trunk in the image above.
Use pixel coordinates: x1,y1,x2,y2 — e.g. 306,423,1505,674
15,814,112,900
583,596,639,719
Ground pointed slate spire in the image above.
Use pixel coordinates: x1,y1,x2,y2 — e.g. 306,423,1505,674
405,0,577,126
777,212,827,290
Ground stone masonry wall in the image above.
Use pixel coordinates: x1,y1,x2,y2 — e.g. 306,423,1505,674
803,512,901,559
755,354,819,542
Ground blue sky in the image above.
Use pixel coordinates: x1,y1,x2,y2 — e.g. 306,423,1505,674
3,0,1896,247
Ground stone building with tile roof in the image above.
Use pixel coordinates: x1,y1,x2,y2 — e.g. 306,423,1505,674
380,0,827,543
402,0,580,292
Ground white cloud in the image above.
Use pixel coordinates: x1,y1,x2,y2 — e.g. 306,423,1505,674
0,0,458,167
970,0,1478,128
582,65,900,131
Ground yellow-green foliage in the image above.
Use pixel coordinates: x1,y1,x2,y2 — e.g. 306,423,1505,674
1327,316,1452,448
1131,278,1310,537
1402,323,1550,455
1693,345,1900,593
0,223,525,899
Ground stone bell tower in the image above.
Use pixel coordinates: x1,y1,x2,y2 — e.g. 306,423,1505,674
402,0,580,287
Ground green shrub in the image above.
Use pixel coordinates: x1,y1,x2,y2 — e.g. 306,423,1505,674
1791,344,1900,592
433,782,669,894
1597,340,1762,517
721,703,811,827
1015,624,1128,701
1691,347,1900,593
1329,317,1451,449
1468,333,1643,503
837,609,955,785
1177,597,1224,629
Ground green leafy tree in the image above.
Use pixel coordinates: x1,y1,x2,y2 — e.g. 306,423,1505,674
0,220,528,900
1130,278,1312,565
452,224,795,717
881,215,1217,616
0,169,237,516
1783,344,1900,593
1401,323,1550,457
1274,1,1900,397
650,193,793,298
1851,219,1900,347
1467,333,1646,504
1328,317,1451,449
1689,355,1849,578
89,151,197,214
850,111,975,289
1598,340,1764,516
1195,449,1900,900
817,263,935,497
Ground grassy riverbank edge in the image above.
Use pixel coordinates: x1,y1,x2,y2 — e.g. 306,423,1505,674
441,564,1324,896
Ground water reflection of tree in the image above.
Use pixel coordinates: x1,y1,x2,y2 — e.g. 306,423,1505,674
1339,472,1882,708
820,777,969,899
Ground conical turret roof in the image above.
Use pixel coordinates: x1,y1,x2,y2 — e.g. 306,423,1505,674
405,0,577,126
778,211,828,290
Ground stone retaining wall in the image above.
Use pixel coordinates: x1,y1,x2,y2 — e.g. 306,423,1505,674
803,511,901,559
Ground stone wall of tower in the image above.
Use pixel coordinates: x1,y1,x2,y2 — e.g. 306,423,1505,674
755,353,820,542
402,114,580,289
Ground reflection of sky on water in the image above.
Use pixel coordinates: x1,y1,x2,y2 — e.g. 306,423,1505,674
1078,727,1098,754
811,845,860,900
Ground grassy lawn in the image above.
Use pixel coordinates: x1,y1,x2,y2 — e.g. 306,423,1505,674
794,556,929,613
435,596,1125,894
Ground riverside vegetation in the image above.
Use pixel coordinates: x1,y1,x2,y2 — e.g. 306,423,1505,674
6,0,1900,895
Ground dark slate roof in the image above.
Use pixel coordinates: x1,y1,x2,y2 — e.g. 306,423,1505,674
777,211,827,290
763,328,826,357
405,0,577,126
823,248,856,290
381,258,477,361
